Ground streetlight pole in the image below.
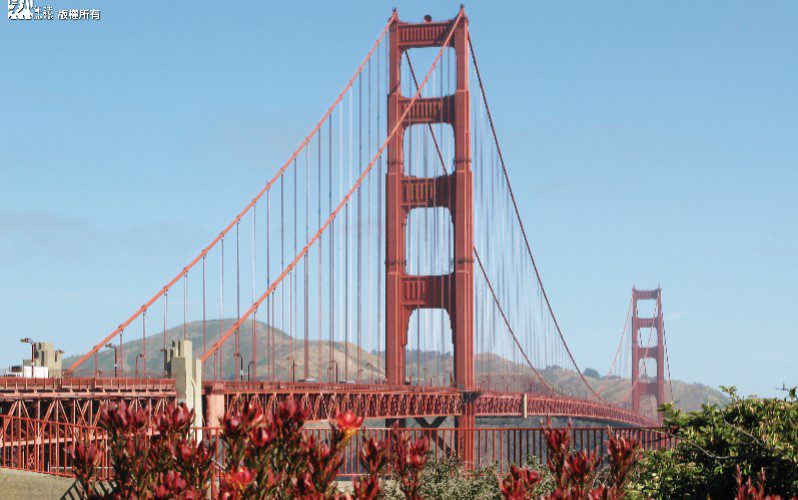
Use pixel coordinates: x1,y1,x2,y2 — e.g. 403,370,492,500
105,343,118,377
20,338,34,374
233,353,242,382
286,357,296,382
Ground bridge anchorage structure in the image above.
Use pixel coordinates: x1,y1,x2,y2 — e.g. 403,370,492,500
1,7,674,471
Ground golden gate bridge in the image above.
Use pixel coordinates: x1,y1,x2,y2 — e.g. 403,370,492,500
0,8,671,468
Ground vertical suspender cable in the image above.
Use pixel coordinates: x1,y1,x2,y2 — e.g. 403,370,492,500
266,192,272,380
183,274,188,340
252,205,257,380
304,148,310,380
235,221,241,380
345,90,352,382
376,39,384,378
357,71,363,382
317,129,323,382
202,255,206,380
293,157,298,381
329,112,335,382
280,174,285,381
219,239,224,380
367,56,373,382
163,292,168,375
142,310,147,377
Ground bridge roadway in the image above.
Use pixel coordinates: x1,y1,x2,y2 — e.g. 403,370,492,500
0,378,656,427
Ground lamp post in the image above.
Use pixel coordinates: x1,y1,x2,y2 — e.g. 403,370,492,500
135,353,145,378
105,343,118,377
159,347,167,377
233,353,242,382
54,349,64,378
328,360,339,383
20,338,34,372
286,357,296,382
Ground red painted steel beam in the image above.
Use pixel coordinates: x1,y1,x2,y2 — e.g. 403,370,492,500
212,382,657,427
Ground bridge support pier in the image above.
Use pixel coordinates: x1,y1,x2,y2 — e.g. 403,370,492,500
456,396,476,466
165,339,203,428
204,382,226,428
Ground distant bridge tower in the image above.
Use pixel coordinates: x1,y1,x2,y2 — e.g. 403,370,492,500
631,287,666,420
385,10,475,461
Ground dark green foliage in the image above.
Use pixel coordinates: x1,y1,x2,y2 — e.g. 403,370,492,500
382,457,555,500
632,387,798,498
583,368,602,380
382,459,501,499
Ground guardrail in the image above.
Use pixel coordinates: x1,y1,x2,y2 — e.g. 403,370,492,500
0,415,112,479
0,377,175,392
0,415,675,482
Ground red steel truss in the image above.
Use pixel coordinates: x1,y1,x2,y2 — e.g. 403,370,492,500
0,377,656,435
0,377,176,427
207,381,656,427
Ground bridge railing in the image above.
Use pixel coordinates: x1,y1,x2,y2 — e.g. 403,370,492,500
297,426,676,477
67,370,172,380
0,413,675,482
0,415,112,479
0,376,175,392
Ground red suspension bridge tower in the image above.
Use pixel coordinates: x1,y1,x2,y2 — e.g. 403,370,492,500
385,10,475,459
631,287,665,420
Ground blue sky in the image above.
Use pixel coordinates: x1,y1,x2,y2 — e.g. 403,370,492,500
2,1,796,397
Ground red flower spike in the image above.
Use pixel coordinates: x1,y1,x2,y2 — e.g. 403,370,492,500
499,464,542,500
606,433,639,489
353,475,382,500
565,449,597,486
735,466,782,500
223,466,254,491
251,425,274,447
333,410,364,439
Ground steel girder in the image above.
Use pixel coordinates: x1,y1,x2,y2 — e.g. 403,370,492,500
0,378,177,428
213,382,658,427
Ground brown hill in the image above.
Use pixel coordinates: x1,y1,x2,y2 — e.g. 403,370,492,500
63,320,728,416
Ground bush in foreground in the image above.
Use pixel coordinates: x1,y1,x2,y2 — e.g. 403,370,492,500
69,393,795,499
632,387,798,499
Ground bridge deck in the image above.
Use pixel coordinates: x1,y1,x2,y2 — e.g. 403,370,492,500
209,381,657,427
0,378,655,427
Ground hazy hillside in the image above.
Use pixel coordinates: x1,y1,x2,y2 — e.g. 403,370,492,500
64,319,728,415
64,319,384,382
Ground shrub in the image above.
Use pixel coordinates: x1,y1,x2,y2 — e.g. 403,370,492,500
632,387,798,499
74,399,656,499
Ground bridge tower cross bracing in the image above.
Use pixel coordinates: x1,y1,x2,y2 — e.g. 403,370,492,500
385,10,475,461
631,287,665,421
